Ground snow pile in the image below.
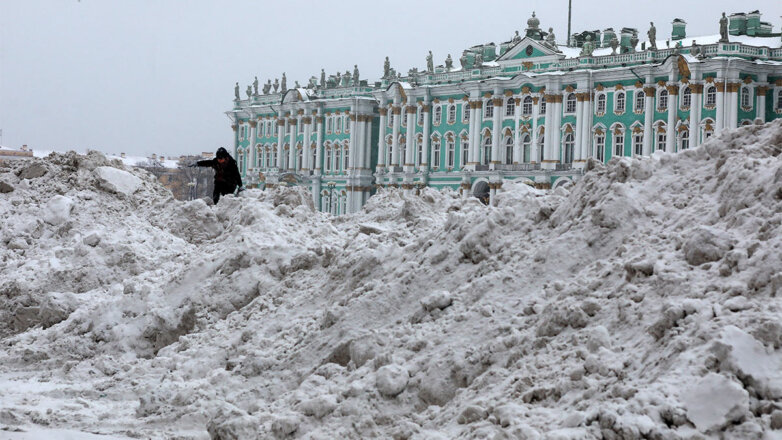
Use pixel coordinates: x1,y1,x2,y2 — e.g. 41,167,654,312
1,121,781,439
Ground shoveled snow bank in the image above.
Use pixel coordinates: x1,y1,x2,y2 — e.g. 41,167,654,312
0,121,781,439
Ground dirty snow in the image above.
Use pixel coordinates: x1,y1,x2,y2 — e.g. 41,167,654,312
0,121,781,439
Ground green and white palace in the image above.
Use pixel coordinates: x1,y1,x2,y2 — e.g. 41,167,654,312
228,10,782,214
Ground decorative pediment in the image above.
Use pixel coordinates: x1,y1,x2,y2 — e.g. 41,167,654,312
496,37,560,62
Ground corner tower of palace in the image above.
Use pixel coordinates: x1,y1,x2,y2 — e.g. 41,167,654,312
228,10,782,215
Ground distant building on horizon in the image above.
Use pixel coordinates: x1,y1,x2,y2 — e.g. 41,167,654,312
228,10,782,215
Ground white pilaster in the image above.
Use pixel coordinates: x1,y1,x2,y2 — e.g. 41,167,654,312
422,103,430,168
405,106,416,168
690,86,702,148
666,87,677,152
490,96,502,169
377,108,388,169
391,106,400,167
315,112,323,175
531,97,540,163
716,80,725,132
277,118,286,168
513,97,521,164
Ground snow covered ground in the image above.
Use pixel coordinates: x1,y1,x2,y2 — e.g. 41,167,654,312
0,121,781,439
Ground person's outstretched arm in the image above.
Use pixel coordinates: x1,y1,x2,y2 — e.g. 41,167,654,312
196,159,215,167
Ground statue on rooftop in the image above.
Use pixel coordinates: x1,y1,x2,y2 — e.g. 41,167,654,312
353,65,360,85
691,40,702,58
245,85,252,98
610,36,619,55
344,71,352,86
512,30,522,44
253,76,259,96
546,27,558,50
281,73,287,92
719,12,729,42
648,22,657,50
273,78,279,93
383,56,391,79
294,80,300,88
263,79,271,94
580,35,595,56
459,53,468,69
335,71,341,85
320,69,326,88
445,54,453,70
630,32,639,52
426,51,434,72
234,82,240,100
475,52,483,67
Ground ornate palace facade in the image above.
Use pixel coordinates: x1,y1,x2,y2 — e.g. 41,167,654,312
228,11,782,214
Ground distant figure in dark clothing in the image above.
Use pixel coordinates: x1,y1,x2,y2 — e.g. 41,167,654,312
195,147,243,204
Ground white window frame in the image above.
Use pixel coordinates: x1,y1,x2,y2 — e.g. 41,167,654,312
706,86,717,108
634,90,645,113
448,104,456,124
596,94,607,114
681,86,692,109
595,134,605,162
505,136,514,164
565,93,576,114
615,91,625,114
613,132,624,157
460,139,469,167
505,99,515,117
563,133,574,164
633,133,643,155
447,139,455,168
522,96,533,116
484,100,494,119
434,106,442,125
658,89,669,111
432,140,441,169
740,86,752,109
463,103,470,123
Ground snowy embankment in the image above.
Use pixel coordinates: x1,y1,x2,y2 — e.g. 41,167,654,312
0,121,781,439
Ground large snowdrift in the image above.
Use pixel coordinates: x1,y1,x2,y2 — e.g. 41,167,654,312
1,121,781,439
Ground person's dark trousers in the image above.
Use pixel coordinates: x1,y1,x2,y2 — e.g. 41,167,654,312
212,182,237,204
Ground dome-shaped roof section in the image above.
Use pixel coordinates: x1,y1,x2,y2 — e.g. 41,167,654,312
527,11,540,30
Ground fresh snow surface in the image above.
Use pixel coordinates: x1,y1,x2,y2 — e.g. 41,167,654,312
1,121,781,439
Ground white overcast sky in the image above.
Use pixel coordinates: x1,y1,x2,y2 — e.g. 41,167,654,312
1,0,779,157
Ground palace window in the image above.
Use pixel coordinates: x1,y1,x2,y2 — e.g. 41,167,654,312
343,147,349,170
595,134,605,162
330,148,337,172
327,117,333,133
505,137,513,164
522,133,531,163
344,116,350,133
298,121,304,134
614,132,624,157
777,90,782,110
596,94,607,114
741,87,752,109
566,93,576,114
256,146,262,168
615,92,625,114
656,132,666,152
448,105,456,124
272,148,278,168
282,150,289,170
522,96,533,116
563,133,574,164
434,106,442,125
432,140,441,169
633,133,643,155
461,139,469,167
463,103,470,123
505,99,515,117
297,148,303,170
540,96,546,114
340,195,347,216
482,137,491,165
635,90,645,112
537,135,544,163
706,86,717,107
658,89,668,111
680,130,690,150
387,143,393,166
681,87,692,109
311,146,317,169
337,117,344,133
400,142,406,165
417,138,424,166
447,139,455,168
484,100,494,119
388,111,394,127
418,109,424,126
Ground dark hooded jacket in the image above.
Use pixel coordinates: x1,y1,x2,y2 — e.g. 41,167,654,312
197,148,242,202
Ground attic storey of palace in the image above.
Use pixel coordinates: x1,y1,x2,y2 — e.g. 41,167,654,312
228,10,782,183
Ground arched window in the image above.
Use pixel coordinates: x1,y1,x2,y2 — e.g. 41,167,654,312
323,193,330,213
432,139,441,169
400,141,406,165
326,117,333,133
566,93,577,114
505,99,515,117
387,143,393,167
344,116,350,133
448,105,456,124
595,134,605,162
635,90,645,112
777,91,782,110
658,89,668,111
706,86,717,107
680,130,690,150
311,145,317,169
482,136,491,165
681,87,691,109
633,132,643,155
463,103,470,123
418,109,424,126
343,147,349,170
332,147,339,171
434,106,442,125
505,137,514,164
522,133,531,163
340,194,347,216
596,94,607,114
656,129,667,152
613,131,624,157
537,134,544,163
460,139,469,167
741,87,751,108
563,133,575,164
615,92,625,113
484,100,494,119
272,146,278,168
297,147,303,170
522,96,533,116
447,139,455,168
417,138,424,166
540,96,546,114
256,146,262,168
282,147,289,169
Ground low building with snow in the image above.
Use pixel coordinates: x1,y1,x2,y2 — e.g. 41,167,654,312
228,10,782,215
0,144,34,163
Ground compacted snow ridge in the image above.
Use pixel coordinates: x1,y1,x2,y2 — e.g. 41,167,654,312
0,122,781,439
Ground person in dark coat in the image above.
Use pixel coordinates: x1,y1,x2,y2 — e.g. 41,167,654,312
194,147,243,204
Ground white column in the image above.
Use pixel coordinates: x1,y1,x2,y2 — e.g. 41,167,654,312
422,103,430,168
467,101,477,165
377,109,387,169
666,87,677,152
531,97,540,163
551,96,562,163
756,86,766,123
277,118,286,168
728,83,739,129
642,87,654,155
581,93,592,159
315,113,323,174
573,95,583,163
303,113,312,171
490,96,502,168
391,106,401,168
362,116,371,168
690,86,703,148
405,106,416,168
348,114,357,169
716,81,725,132
542,93,554,169
288,118,297,170
513,97,521,164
